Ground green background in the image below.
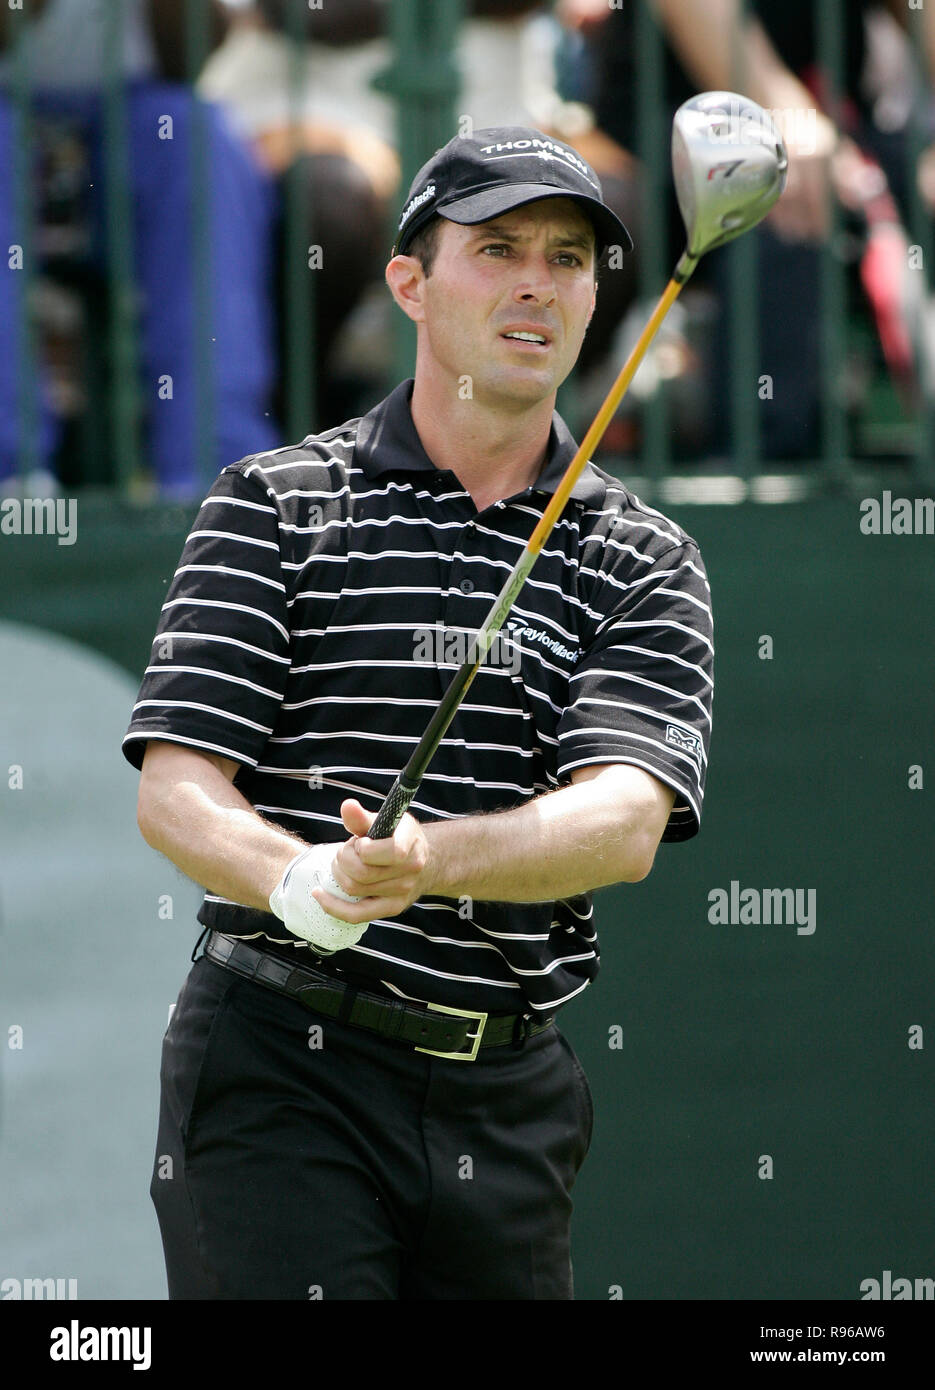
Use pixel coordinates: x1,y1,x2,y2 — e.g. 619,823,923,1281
1,495,932,1299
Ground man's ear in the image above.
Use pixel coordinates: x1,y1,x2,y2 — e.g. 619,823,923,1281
385,254,427,325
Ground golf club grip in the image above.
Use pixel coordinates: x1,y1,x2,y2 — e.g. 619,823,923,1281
369,777,419,840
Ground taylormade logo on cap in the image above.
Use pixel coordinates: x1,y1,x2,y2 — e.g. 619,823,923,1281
398,182,436,233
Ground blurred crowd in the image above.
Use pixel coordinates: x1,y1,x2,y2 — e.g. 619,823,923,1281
1,0,933,498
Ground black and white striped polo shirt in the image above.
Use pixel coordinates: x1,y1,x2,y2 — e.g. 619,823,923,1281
123,379,714,1015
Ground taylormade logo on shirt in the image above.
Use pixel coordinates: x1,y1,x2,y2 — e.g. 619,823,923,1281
507,621,581,665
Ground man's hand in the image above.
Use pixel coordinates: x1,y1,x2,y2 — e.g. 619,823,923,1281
268,840,369,954
267,798,432,952
313,800,432,924
763,111,838,244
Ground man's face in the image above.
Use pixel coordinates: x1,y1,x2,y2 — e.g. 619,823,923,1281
414,198,597,410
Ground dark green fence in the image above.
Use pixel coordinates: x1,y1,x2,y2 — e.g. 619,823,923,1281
3,0,934,498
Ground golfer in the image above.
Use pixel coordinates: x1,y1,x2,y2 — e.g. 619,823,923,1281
124,127,714,1300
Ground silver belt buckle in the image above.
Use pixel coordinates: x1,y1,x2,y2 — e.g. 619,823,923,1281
415,1002,488,1061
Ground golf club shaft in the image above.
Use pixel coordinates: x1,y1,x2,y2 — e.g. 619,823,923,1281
367,251,699,842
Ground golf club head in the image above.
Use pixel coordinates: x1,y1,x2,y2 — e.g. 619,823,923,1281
672,91,788,260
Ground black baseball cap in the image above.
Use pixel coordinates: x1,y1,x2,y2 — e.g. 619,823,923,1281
392,126,633,259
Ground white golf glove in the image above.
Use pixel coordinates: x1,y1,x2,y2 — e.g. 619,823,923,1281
269,842,371,955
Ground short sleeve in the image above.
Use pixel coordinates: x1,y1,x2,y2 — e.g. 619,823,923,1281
122,467,291,771
556,541,714,840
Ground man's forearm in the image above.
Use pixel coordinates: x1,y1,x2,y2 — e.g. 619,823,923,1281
880,0,935,90
652,0,820,117
421,768,674,904
137,745,305,912
139,746,675,929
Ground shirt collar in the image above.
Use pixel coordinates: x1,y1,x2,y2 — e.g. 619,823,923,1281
354,378,604,507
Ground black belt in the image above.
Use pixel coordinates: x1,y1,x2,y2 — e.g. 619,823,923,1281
202,931,554,1061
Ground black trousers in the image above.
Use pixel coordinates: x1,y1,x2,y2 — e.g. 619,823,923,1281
151,955,594,1300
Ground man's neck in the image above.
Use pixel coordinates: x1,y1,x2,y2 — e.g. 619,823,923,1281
410,376,556,512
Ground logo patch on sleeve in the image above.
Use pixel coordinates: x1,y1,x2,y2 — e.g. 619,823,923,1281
666,724,703,760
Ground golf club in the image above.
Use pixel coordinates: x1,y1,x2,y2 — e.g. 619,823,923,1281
366,91,788,842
